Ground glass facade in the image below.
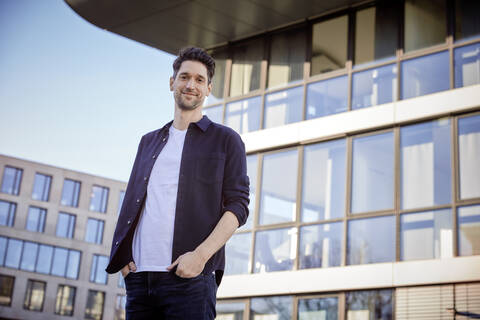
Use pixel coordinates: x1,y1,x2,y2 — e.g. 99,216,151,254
56,212,76,238
351,64,397,110
55,285,76,316
264,86,303,129
345,289,393,320
203,105,223,124
1,166,22,195
25,206,47,233
31,173,51,201
85,218,105,244
0,200,16,227
458,114,480,199
89,185,109,213
250,296,292,320
455,0,480,41
300,222,343,269
0,274,14,306
217,301,245,320
61,178,81,207
298,297,338,320
230,39,263,97
225,232,252,275
115,295,126,320
90,254,109,284
458,205,480,256
85,290,105,320
306,76,348,119
23,279,46,311
254,228,296,273
455,42,480,88
117,190,125,215
225,96,261,134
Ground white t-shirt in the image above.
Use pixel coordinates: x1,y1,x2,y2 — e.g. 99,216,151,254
132,125,187,272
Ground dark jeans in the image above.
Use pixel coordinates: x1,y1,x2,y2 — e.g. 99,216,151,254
125,271,217,320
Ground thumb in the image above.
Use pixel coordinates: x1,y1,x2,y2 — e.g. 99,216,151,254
167,258,180,270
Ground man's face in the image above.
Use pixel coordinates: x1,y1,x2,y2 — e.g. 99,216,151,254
170,60,212,111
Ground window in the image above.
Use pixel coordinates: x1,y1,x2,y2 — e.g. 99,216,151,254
299,222,343,269
306,75,348,119
216,301,245,320
0,200,16,227
455,0,480,41
404,0,446,52
264,86,303,129
298,297,338,319
455,43,480,88
0,275,14,306
0,237,5,266
267,27,306,88
250,296,292,320
20,241,38,272
351,64,397,110
347,216,395,265
56,212,76,238
118,273,125,289
458,114,480,199
225,96,261,134
346,289,393,320
203,105,223,124
225,232,252,275
85,290,105,320
401,51,450,100
61,179,81,207
354,4,399,66
457,205,480,256
31,173,51,201
36,244,53,274
207,47,227,104
90,185,109,213
311,15,348,75
23,279,46,312
230,38,263,97
85,218,105,244
114,295,126,320
259,149,298,225
25,206,46,233
1,166,22,195
117,190,125,216
401,209,453,260
351,132,394,213
240,154,258,230
254,228,296,273
400,119,451,209
55,285,76,316
302,139,346,222
51,247,81,279
5,238,22,268
90,254,109,284
66,250,81,279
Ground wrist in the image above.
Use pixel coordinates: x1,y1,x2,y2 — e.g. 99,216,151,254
194,246,211,264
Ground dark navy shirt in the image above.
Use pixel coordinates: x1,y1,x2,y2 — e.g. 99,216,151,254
106,116,249,285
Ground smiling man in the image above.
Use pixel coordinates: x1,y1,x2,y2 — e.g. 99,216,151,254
105,47,250,319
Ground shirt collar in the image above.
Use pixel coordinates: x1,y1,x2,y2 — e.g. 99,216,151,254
160,115,212,134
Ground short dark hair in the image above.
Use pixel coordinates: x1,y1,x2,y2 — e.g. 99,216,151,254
172,47,215,83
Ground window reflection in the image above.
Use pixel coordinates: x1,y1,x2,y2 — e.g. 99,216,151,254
23,280,46,311
20,241,38,272
268,28,306,88
25,206,47,232
404,0,446,52
230,39,263,97
302,140,346,222
254,228,296,273
455,0,480,41
0,200,16,227
401,51,449,100
51,247,68,277
225,96,261,134
90,255,109,284
1,166,22,195
61,179,81,207
240,155,257,231
90,185,109,213
55,285,76,316
85,290,105,320
5,239,22,268
400,120,451,209
85,218,105,244
306,76,348,119
217,301,245,320
32,173,51,201
311,16,348,75
67,250,81,279
457,205,480,256
206,47,227,105
225,232,252,275
351,132,394,214
352,64,397,110
250,296,292,320
264,86,303,129
458,115,480,199
203,105,223,124
298,297,338,320
300,222,342,269
36,244,53,274
259,150,298,225
0,237,6,266
346,289,393,320
0,275,14,306
401,209,453,260
347,216,395,265
455,43,480,88
56,212,76,239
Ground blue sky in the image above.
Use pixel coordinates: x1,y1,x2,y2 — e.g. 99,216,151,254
0,0,176,182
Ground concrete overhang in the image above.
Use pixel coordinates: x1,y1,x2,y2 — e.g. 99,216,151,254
65,0,367,54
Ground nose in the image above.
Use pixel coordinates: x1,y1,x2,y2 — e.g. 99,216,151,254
186,78,195,89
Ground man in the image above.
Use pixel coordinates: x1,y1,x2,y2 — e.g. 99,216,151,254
106,47,249,319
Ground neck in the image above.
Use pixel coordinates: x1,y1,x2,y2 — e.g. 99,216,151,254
172,106,203,130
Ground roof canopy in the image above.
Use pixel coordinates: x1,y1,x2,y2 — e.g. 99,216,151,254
65,0,366,54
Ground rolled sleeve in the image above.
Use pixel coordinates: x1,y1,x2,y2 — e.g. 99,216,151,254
222,132,250,226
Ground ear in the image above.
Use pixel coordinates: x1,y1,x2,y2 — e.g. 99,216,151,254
169,77,174,91
206,82,212,96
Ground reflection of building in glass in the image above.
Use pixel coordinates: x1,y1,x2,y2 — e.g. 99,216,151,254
0,154,127,320
31,0,480,318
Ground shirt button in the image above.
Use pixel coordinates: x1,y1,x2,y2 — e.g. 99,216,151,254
127,220,131,225
144,176,148,181
152,155,156,159
136,199,140,203
115,241,119,245
162,137,166,142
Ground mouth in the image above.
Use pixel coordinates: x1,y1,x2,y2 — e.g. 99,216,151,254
182,91,198,97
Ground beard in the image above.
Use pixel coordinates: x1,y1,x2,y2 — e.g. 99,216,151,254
175,90,204,111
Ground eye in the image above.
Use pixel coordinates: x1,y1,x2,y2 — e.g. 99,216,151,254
179,75,187,80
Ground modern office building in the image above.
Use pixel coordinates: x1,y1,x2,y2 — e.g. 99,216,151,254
0,154,128,320
5,0,480,319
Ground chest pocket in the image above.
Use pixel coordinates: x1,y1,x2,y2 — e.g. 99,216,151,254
195,153,226,184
